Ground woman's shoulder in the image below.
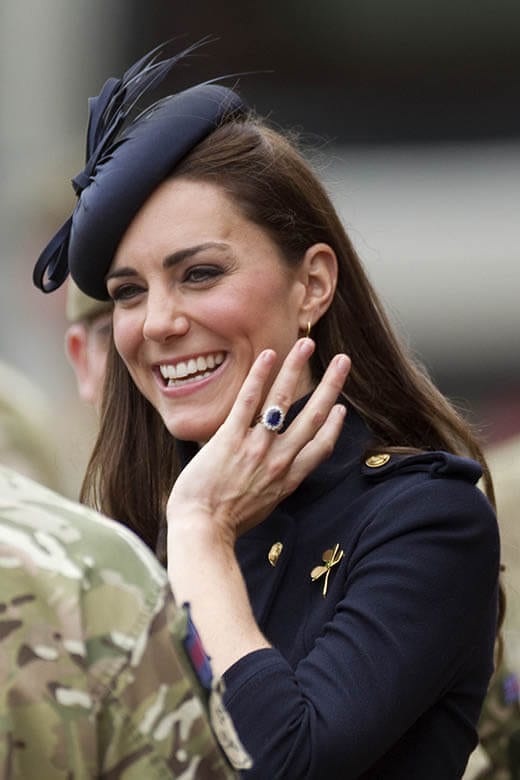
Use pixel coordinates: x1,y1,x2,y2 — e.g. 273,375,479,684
329,450,500,601
349,450,499,560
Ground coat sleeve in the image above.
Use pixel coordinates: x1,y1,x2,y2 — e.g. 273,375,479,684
222,477,500,779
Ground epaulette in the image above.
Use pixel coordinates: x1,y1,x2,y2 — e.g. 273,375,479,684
361,451,482,485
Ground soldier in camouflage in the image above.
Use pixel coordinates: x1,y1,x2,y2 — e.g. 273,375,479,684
473,664,520,779
463,435,520,780
0,464,246,779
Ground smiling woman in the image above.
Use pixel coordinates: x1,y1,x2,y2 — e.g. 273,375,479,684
34,44,502,779
105,177,332,444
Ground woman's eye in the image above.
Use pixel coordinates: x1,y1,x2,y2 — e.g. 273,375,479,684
184,265,222,284
109,283,143,302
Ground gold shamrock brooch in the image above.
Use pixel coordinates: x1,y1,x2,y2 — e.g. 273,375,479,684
310,544,344,597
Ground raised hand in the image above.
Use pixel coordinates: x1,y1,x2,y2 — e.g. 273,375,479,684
166,339,351,675
167,338,350,541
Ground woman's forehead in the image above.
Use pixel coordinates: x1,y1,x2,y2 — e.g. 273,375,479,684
112,180,238,257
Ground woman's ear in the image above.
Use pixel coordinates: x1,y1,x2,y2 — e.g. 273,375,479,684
298,243,338,329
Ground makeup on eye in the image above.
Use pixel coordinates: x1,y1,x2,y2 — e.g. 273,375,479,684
108,258,230,301
182,263,226,284
108,282,144,303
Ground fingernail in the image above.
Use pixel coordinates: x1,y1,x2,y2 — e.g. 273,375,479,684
298,337,315,354
336,355,350,372
261,349,276,363
331,404,347,424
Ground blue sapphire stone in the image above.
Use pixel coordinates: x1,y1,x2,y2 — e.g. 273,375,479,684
263,406,284,431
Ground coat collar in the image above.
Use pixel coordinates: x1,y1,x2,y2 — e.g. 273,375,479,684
279,397,372,514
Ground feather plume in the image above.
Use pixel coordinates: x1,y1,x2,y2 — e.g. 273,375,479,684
72,39,211,194
34,39,215,292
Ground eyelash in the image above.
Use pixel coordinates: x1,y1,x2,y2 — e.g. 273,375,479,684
183,265,223,284
109,284,143,302
109,264,225,301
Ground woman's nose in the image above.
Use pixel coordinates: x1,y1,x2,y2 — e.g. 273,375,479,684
142,296,190,342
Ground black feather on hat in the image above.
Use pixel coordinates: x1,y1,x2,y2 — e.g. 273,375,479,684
33,41,247,300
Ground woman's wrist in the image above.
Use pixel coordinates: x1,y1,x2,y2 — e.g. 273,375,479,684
167,503,237,550
166,510,270,676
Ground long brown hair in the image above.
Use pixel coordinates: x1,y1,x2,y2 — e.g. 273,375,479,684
81,115,498,583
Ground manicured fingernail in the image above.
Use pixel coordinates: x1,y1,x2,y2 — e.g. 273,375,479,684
261,349,276,363
337,355,350,372
298,337,314,355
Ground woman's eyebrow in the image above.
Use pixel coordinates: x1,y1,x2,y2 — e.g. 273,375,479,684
105,266,135,282
163,242,231,269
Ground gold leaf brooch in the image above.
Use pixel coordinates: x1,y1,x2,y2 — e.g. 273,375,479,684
310,543,344,597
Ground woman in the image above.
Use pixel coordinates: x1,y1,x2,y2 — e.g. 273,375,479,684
34,45,501,778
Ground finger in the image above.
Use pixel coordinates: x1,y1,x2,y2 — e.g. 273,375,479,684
248,352,349,492
258,337,316,419
281,353,351,452
283,404,347,491
218,349,278,434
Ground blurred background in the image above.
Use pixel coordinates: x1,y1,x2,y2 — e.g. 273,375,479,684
1,0,519,497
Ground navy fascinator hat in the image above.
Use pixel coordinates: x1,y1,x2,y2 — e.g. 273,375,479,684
33,42,247,301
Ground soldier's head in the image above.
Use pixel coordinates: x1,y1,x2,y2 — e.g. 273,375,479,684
64,280,112,410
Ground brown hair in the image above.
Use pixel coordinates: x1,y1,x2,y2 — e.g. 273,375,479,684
81,115,498,582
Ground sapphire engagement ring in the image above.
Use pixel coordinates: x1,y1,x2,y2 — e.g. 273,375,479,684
258,405,285,432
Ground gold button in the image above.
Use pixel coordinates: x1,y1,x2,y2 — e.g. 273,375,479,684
365,453,391,468
268,542,283,567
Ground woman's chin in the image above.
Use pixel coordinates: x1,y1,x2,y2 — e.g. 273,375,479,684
163,416,221,444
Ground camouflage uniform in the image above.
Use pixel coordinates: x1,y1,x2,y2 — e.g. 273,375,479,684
464,436,520,780
472,665,520,779
0,465,247,779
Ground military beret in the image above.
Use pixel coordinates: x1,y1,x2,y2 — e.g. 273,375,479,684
33,42,247,301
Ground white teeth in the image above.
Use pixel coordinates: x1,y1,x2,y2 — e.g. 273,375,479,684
168,370,212,388
159,353,225,383
176,361,188,378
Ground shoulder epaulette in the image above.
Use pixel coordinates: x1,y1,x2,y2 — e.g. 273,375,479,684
361,451,482,485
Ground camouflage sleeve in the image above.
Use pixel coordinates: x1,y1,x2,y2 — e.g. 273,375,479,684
97,588,242,779
469,665,520,780
0,465,241,779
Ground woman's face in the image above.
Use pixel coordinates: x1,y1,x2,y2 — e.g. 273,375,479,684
106,178,312,443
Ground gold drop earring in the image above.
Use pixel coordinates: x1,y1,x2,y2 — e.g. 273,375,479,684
300,320,312,339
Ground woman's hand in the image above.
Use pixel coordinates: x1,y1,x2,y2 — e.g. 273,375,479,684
167,338,350,543
166,339,350,675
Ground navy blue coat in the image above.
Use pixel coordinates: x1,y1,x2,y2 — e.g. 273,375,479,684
215,404,500,779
